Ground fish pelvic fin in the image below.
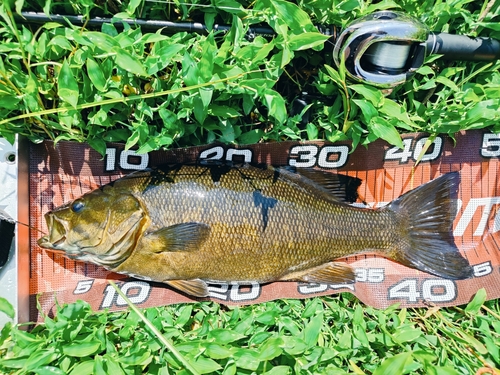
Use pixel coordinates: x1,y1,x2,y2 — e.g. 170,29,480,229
281,262,356,284
166,279,209,297
386,172,473,280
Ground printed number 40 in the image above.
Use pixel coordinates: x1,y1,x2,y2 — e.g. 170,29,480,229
385,137,443,164
388,279,456,303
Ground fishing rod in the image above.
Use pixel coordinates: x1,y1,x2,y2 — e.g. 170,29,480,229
16,10,500,88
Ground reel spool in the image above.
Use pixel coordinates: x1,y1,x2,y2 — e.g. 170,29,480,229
333,11,429,88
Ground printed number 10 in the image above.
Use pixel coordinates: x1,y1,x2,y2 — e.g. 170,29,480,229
105,148,149,171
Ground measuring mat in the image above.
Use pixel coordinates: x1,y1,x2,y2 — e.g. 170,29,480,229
27,130,500,320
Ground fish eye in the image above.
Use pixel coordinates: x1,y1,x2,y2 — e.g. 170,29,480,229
71,200,85,213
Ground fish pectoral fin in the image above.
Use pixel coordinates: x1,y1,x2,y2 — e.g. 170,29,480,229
146,222,210,253
282,262,355,284
166,279,209,297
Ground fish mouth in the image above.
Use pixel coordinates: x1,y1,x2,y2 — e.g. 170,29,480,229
37,213,76,253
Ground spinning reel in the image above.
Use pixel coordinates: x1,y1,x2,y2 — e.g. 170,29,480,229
17,10,500,88
332,11,500,88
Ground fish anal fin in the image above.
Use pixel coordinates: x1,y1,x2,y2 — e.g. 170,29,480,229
166,279,209,297
145,222,210,253
282,262,355,285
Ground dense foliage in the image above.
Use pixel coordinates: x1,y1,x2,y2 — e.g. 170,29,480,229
1,1,499,374
1,289,499,374
0,0,499,154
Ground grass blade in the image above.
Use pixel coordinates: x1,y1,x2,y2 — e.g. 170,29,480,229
108,281,200,375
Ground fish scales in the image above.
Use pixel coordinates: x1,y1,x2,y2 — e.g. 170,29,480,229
38,163,473,297
126,166,393,279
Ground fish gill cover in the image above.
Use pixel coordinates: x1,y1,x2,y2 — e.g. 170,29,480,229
29,130,500,321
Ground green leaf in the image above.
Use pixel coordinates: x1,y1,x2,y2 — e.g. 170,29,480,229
84,32,119,52
267,0,315,32
0,297,15,319
465,288,487,315
68,360,94,375
126,0,143,15
349,84,384,106
25,350,59,371
112,47,147,76
33,366,66,375
209,104,240,118
205,343,234,359
373,352,413,375
288,32,330,51
369,118,404,148
262,366,291,375
208,329,246,344
86,58,106,92
239,129,264,144
233,349,261,371
192,357,222,374
62,341,102,357
303,313,323,347
58,59,79,108
257,337,283,360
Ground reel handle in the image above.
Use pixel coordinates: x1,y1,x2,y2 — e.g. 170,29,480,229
427,32,500,61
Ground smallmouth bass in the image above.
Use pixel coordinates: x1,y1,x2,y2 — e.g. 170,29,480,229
38,163,473,297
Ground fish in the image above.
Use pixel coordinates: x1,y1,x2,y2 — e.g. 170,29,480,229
37,162,474,297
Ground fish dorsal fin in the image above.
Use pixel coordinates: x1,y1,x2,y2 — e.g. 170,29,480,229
145,222,210,253
281,262,355,285
277,167,361,204
166,279,209,297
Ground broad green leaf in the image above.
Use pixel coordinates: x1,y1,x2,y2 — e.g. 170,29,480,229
199,88,213,108
58,59,79,108
86,58,106,92
352,99,378,123
238,129,263,144
349,84,384,106
205,343,234,359
84,32,119,51
192,357,222,374
69,360,95,375
303,313,323,347
369,118,404,149
306,123,318,140
436,76,459,91
267,0,315,32
373,352,413,375
262,366,291,375
112,47,147,76
126,0,142,15
257,337,283,360
476,22,500,31
208,329,246,344
233,349,261,371
32,366,66,375
0,356,29,369
62,341,101,357
288,32,330,51
263,89,287,125
465,288,487,315
209,104,240,118
25,350,59,371
0,296,14,319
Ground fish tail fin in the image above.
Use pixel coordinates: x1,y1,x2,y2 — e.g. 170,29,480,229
385,172,473,279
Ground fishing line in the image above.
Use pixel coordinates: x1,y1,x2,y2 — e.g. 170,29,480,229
0,211,46,234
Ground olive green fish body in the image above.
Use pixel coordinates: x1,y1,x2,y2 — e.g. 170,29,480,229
38,164,473,297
